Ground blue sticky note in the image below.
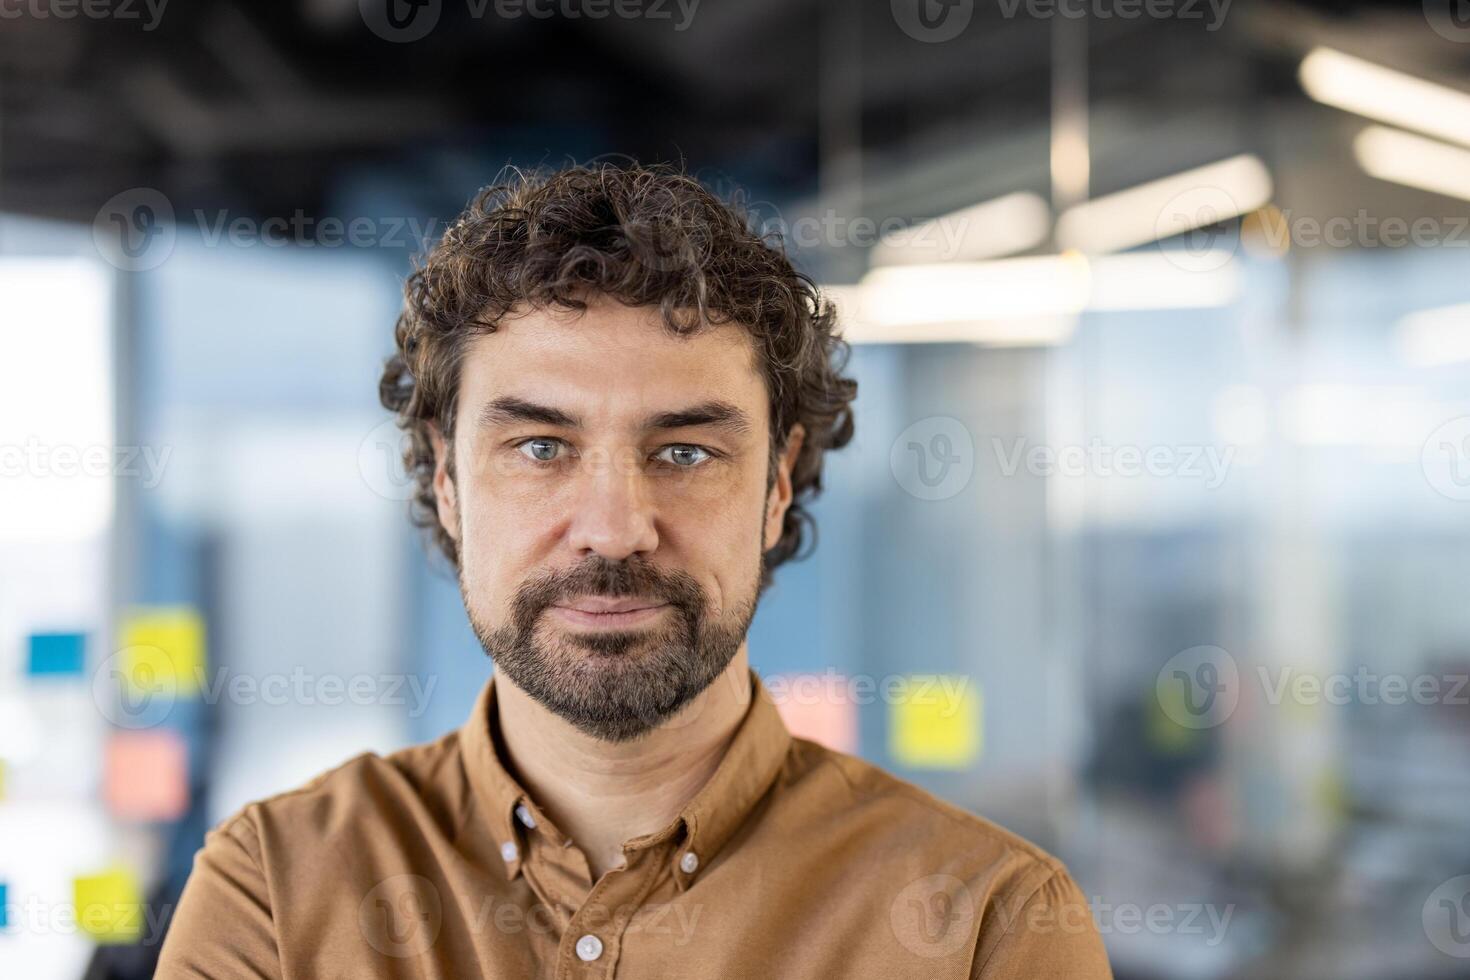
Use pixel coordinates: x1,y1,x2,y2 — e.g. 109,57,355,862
0,881,7,927
28,632,87,676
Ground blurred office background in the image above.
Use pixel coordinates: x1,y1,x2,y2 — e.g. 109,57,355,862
4,0,1470,976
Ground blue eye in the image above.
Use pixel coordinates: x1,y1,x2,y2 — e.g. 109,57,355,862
657,444,711,467
518,438,563,462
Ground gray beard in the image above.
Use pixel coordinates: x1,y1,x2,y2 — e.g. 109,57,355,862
462,554,759,742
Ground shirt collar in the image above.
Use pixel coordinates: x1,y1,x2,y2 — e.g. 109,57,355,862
459,667,792,889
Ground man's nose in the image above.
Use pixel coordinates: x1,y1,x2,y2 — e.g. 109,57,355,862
564,447,659,561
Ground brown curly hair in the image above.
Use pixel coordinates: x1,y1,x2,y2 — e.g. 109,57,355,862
378,162,858,590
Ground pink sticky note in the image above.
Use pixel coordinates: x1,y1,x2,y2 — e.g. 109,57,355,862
104,729,188,822
770,673,859,754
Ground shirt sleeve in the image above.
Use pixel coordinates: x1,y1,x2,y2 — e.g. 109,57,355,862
971,865,1113,980
155,817,282,980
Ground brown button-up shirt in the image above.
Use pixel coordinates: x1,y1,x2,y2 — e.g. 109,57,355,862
158,669,1112,978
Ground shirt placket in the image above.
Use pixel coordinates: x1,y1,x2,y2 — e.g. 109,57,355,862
551,835,679,980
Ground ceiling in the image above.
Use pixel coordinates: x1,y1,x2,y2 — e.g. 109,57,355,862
0,0,1466,228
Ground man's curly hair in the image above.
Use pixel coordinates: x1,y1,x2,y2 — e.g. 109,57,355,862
378,162,858,591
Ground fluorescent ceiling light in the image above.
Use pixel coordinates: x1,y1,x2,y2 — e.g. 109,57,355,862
1398,302,1470,367
832,249,1240,346
1353,125,1470,202
1055,155,1272,255
1301,47,1470,149
869,192,1052,266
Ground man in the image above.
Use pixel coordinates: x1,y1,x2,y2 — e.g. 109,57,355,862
158,164,1112,978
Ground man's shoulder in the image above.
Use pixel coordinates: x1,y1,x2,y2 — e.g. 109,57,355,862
777,736,1071,898
207,729,469,851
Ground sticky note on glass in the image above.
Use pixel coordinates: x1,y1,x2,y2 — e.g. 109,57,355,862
771,673,859,754
0,882,8,928
27,632,87,676
74,868,143,944
889,675,981,769
118,608,205,698
105,729,189,822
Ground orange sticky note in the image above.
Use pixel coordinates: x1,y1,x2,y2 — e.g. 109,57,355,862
771,673,859,754
74,867,143,944
104,730,188,821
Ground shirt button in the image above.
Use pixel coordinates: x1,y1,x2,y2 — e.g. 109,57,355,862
500,841,519,863
575,934,603,961
679,851,699,874
515,804,537,829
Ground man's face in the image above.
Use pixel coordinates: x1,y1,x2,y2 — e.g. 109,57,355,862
431,297,802,742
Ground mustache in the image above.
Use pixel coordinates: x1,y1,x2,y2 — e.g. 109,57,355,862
510,557,705,630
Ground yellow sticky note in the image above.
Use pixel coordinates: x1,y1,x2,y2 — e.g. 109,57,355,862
889,675,981,768
118,608,206,698
74,868,143,944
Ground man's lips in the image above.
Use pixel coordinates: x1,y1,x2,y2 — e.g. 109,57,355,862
548,596,671,629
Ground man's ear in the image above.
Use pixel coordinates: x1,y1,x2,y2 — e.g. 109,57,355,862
764,423,806,553
428,421,461,544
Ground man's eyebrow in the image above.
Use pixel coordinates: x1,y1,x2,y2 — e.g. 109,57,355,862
478,397,581,429
644,400,753,437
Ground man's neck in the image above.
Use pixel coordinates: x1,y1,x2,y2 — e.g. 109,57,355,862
494,646,754,880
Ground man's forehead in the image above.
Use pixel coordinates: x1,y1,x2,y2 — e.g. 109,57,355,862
458,301,767,425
